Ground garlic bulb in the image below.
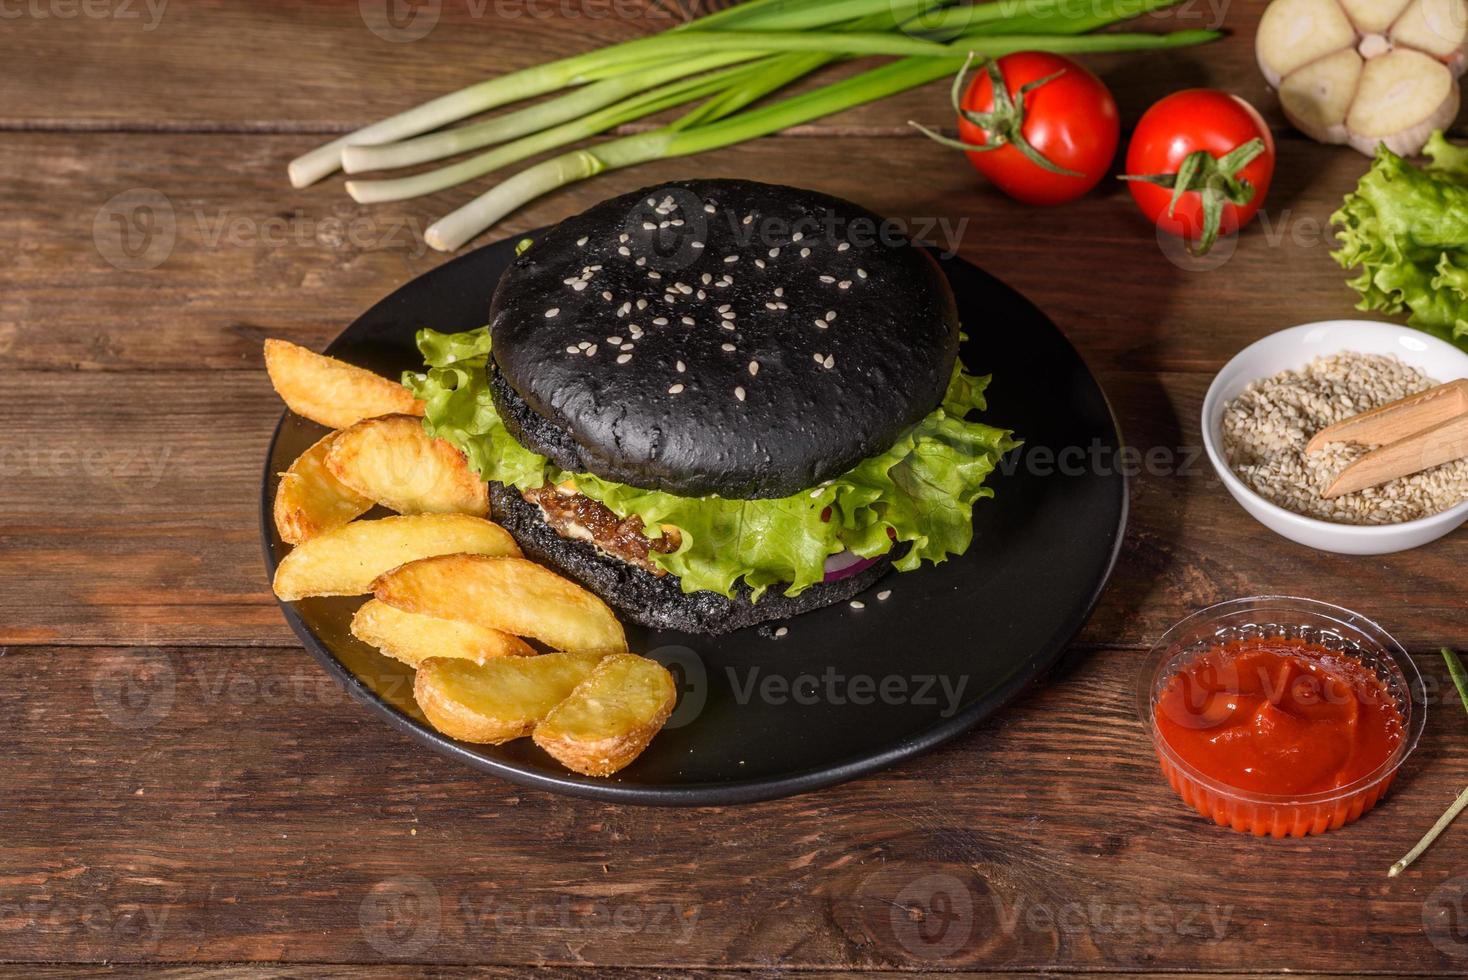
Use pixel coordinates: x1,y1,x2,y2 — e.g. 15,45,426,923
1256,0,1468,155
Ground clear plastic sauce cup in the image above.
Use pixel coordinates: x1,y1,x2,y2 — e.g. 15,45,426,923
1138,596,1426,838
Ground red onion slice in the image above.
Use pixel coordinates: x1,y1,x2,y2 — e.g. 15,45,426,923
823,550,880,582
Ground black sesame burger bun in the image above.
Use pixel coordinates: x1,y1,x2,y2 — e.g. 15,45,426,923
488,179,960,500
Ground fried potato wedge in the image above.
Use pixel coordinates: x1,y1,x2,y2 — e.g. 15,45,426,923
351,599,533,667
532,654,677,776
264,338,423,429
326,414,488,516
414,651,607,744
272,514,520,601
273,432,374,544
373,554,627,654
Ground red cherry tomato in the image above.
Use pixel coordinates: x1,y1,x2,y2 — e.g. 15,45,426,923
948,52,1119,206
1123,90,1276,254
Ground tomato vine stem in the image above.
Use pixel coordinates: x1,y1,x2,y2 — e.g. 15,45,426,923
909,52,1083,177
1120,137,1266,256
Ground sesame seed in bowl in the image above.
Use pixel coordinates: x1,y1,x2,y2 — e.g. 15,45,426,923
1202,320,1468,555
1221,354,1467,524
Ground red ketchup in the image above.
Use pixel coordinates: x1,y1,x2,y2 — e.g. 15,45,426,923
1152,637,1405,836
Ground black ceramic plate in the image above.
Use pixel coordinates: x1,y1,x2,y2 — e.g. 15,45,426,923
261,235,1127,805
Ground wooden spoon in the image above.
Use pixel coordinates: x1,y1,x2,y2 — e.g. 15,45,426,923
1305,380,1468,498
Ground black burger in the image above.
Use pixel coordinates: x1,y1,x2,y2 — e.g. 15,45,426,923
407,179,1016,634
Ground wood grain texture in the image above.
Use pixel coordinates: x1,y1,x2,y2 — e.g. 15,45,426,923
0,973,1408,980
7,1,1468,973
2,643,1467,971
2,132,1372,375
1,0,1267,134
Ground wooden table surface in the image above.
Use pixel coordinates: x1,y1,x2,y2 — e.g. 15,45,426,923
6,0,1468,974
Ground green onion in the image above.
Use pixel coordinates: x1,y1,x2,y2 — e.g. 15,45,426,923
1447,645,1468,715
340,50,766,175
289,0,944,187
1390,786,1468,878
425,29,1219,251
694,0,951,32
294,0,1220,251
675,2,924,130
1388,648,1468,877
960,0,1194,36
677,50,838,129
346,60,775,204
345,6,913,203
344,1,941,177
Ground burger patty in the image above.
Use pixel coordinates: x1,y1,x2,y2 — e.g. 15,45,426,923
491,482,901,634
522,483,680,576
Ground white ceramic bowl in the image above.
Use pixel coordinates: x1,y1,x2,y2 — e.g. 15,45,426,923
1202,320,1468,555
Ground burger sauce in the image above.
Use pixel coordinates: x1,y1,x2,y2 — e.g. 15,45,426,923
1154,637,1405,797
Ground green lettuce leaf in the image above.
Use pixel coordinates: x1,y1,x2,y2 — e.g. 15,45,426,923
405,327,1018,600
1331,132,1468,350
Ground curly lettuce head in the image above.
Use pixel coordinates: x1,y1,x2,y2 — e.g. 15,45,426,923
405,328,1018,600
1331,132,1468,350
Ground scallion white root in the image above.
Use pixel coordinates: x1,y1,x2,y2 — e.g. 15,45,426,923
341,51,764,175
346,60,768,203
426,140,670,252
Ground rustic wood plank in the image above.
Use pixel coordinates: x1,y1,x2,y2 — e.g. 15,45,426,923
8,8,1468,973
0,972,1411,979
0,973,1415,980
4,132,1375,376
1,643,1465,971
3,368,1461,650
0,0,1271,135
0,369,282,646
